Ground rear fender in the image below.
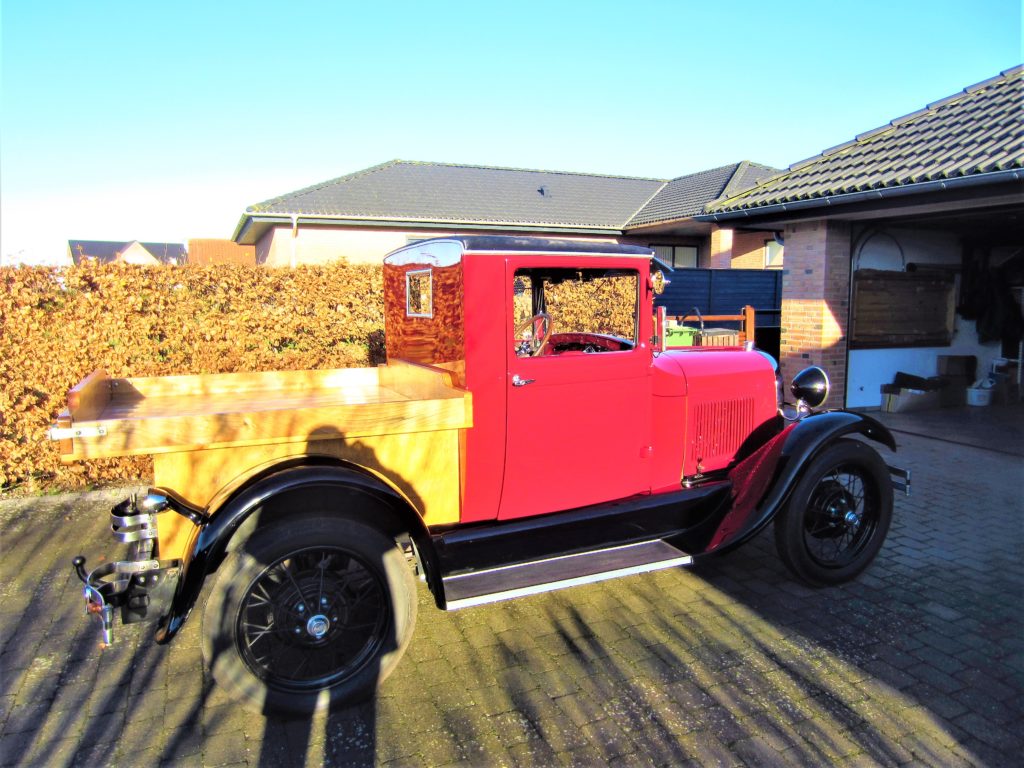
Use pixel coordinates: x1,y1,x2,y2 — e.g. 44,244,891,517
154,463,437,644
702,411,896,555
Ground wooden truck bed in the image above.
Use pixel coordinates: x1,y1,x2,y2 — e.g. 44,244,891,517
53,360,473,461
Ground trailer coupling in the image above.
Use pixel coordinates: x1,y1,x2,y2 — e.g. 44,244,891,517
72,493,181,645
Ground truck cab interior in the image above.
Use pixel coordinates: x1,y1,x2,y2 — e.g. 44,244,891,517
512,267,638,357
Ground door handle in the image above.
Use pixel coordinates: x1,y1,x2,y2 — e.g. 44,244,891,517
512,374,535,387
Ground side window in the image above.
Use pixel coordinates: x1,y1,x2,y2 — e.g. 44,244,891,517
764,239,784,269
650,245,698,269
406,269,433,317
513,268,638,356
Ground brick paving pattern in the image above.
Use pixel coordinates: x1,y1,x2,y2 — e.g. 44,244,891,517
1,429,1022,767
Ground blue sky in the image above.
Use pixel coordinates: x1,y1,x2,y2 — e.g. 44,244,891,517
1,0,1021,263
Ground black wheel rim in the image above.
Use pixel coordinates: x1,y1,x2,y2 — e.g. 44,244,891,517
236,546,390,692
803,464,879,569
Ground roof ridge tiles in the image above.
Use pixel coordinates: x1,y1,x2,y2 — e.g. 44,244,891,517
925,91,969,111
855,124,896,142
744,160,781,174
622,181,670,228
965,71,1009,93
397,158,668,182
664,162,741,183
721,161,756,199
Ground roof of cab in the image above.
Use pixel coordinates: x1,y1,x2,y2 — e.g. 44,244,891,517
384,236,654,267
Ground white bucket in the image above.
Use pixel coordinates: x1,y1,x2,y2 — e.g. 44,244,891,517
966,387,992,407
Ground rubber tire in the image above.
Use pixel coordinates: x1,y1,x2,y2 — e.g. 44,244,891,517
774,439,893,586
201,514,416,716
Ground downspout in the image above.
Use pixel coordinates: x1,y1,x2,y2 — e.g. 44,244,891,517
290,215,298,269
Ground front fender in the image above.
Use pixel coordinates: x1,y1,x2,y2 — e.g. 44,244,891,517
154,464,431,644
702,410,896,555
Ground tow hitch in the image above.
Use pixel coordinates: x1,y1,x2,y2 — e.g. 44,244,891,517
72,492,181,645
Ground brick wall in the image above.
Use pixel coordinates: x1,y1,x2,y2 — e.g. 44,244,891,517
709,226,733,269
731,231,769,269
779,220,852,408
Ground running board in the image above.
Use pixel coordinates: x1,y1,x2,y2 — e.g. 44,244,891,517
442,539,692,610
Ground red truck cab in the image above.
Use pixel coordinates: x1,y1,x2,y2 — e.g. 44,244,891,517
382,237,777,522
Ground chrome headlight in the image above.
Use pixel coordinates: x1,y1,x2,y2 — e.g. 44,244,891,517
791,366,830,410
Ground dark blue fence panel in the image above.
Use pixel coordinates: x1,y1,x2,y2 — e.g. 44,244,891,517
655,268,782,326
655,268,783,358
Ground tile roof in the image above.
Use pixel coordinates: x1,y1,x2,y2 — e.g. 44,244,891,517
246,160,667,230
708,66,1024,214
626,162,778,227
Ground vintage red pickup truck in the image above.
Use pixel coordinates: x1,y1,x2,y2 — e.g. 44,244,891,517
52,236,908,715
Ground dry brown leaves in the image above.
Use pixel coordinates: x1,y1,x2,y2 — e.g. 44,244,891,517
1,263,383,494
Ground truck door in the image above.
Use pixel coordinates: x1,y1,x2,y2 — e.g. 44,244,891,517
499,262,652,520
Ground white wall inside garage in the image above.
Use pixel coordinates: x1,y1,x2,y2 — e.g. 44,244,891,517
846,227,1004,409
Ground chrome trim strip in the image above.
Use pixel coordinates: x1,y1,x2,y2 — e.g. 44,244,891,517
443,541,693,610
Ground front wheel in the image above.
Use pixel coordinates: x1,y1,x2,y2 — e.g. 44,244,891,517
774,439,893,586
202,514,416,716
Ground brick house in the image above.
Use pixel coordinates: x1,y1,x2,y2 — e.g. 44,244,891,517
699,66,1024,409
230,160,781,270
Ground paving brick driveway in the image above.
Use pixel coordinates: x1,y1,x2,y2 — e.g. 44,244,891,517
1,426,1021,767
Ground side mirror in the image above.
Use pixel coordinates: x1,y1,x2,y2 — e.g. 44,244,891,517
649,269,668,295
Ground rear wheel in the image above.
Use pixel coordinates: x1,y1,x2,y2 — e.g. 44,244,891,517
774,439,893,586
202,514,416,715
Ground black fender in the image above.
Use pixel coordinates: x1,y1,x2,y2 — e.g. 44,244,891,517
699,410,896,556
154,464,437,644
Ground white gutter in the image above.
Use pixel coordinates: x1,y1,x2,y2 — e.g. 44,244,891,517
290,215,298,269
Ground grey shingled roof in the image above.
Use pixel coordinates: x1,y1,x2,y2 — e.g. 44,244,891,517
247,161,667,229
626,162,779,227
708,66,1024,213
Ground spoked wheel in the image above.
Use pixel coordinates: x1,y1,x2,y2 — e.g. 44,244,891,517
203,514,416,716
774,439,893,586
237,546,389,692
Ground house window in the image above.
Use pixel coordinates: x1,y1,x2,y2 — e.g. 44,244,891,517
650,245,698,269
764,239,784,269
406,269,433,317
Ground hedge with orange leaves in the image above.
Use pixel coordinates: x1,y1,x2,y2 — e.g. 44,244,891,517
1,263,385,494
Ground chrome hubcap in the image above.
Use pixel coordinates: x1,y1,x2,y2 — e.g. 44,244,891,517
306,614,330,639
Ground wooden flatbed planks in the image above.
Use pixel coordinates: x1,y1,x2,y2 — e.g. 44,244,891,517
57,362,472,460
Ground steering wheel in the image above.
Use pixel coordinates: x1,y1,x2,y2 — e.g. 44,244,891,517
514,313,553,356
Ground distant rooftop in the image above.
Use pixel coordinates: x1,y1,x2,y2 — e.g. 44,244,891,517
68,240,187,265
234,159,778,241
244,160,666,230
